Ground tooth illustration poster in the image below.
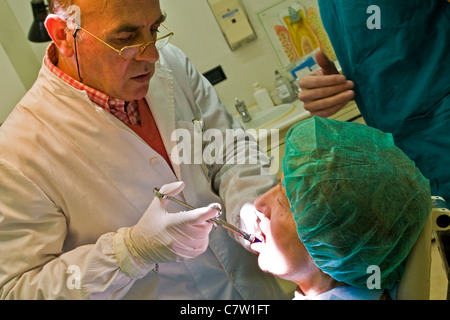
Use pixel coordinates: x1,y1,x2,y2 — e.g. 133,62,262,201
257,0,336,69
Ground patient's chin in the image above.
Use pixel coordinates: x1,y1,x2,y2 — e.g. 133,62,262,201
257,247,291,277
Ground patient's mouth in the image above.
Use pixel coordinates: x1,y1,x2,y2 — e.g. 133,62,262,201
256,230,266,244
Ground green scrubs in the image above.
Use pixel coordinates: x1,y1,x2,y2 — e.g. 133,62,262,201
318,0,450,201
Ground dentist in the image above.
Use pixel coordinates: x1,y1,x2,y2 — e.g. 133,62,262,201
0,0,285,299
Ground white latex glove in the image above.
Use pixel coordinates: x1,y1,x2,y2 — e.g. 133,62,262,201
239,202,264,252
123,181,219,265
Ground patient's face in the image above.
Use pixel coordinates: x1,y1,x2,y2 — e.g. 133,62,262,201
252,181,313,281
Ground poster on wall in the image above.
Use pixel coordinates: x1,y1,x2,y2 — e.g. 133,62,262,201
257,0,336,70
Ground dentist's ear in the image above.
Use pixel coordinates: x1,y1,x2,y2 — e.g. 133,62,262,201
44,14,75,57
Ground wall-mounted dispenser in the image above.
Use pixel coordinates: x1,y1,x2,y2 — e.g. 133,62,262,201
207,0,256,51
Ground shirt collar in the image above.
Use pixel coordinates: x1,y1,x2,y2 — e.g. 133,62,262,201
293,285,385,300
44,43,140,125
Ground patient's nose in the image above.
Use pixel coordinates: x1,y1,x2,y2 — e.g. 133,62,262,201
254,193,270,219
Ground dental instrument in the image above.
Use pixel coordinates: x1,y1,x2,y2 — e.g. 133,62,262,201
153,188,262,243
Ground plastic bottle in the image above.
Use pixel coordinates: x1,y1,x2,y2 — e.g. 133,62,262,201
274,70,297,103
253,82,274,110
234,98,252,123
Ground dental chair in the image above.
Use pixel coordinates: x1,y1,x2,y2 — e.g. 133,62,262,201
397,196,450,300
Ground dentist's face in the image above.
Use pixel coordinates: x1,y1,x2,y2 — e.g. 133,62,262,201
75,0,162,101
252,180,315,282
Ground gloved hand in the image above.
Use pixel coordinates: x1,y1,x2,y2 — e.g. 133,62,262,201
123,181,219,266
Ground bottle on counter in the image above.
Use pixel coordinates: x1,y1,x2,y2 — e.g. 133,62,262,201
253,82,274,111
274,70,297,104
234,98,252,123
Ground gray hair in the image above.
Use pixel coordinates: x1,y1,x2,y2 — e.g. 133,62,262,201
48,0,74,14
48,0,82,39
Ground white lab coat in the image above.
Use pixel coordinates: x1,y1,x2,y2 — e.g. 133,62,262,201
0,44,287,300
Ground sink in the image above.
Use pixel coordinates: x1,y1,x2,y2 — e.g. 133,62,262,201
245,104,295,129
241,103,302,130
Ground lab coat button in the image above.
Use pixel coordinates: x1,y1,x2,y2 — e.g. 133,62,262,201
150,157,161,166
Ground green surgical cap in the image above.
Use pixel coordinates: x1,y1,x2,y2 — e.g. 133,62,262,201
282,117,431,289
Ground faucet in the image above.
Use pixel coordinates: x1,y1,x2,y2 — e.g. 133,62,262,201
235,99,252,123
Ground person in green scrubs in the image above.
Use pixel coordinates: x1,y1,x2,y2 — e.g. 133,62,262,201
298,0,450,202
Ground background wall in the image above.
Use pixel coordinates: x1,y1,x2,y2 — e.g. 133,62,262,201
161,0,323,112
0,0,325,122
0,0,48,123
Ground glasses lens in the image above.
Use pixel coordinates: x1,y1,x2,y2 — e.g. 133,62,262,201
120,46,141,59
119,30,173,58
155,33,173,50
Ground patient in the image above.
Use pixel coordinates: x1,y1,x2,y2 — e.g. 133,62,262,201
251,117,431,300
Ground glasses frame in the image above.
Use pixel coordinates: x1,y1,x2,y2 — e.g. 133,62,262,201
75,24,174,59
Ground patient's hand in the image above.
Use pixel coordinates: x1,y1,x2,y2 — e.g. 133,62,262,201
298,51,355,118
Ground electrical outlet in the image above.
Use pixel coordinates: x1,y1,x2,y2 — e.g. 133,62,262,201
203,66,227,86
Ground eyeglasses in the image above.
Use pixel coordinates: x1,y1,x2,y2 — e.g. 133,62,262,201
75,24,174,59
